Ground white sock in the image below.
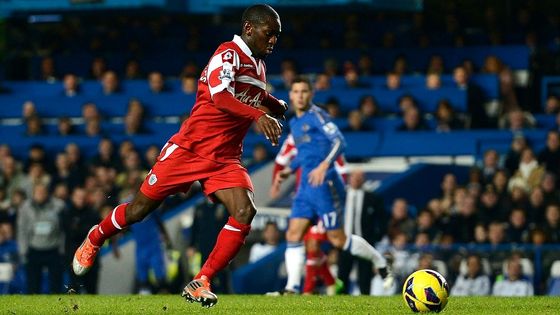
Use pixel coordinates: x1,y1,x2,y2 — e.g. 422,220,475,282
343,234,386,269
284,242,305,292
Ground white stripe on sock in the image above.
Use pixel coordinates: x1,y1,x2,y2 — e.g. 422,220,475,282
111,208,122,230
224,224,241,232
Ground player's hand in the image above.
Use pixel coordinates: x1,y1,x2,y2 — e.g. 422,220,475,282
257,114,282,146
308,161,329,187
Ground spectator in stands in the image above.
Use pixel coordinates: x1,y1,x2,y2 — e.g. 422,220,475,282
148,71,167,94
324,97,342,118
451,254,491,296
359,95,380,118
116,150,148,188
118,140,136,162
57,116,74,136
125,60,143,80
62,187,101,294
435,99,463,132
343,110,371,132
357,54,374,76
90,57,107,80
101,70,120,95
474,223,488,244
447,195,478,243
508,148,545,192
545,95,560,114
480,149,500,184
181,74,198,94
392,55,408,75
452,66,489,129
65,143,86,176
499,67,521,114
85,117,103,137
276,67,297,91
51,152,83,190
22,162,51,198
62,73,80,97
143,145,160,170
387,198,415,241
426,72,442,90
506,208,530,243
541,172,560,204
415,210,438,242
426,55,445,74
479,184,508,224
124,113,146,135
0,214,18,293
53,182,70,203
25,115,44,136
439,173,457,212
314,73,331,91
344,68,368,89
0,156,25,200
21,101,37,122
39,56,57,82
17,184,65,294
248,221,281,263
527,187,545,224
323,58,339,77
398,95,418,113
492,256,534,296
504,133,528,175
538,130,560,177
82,102,101,123
24,144,50,173
385,72,401,90
501,109,535,131
488,221,506,246
543,204,560,243
398,107,427,131
90,138,121,171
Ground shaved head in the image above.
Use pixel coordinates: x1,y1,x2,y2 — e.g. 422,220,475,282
241,4,279,28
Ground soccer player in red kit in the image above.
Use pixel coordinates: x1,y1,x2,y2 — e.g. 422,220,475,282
72,4,286,308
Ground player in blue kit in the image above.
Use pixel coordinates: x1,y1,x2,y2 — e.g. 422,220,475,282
272,77,393,294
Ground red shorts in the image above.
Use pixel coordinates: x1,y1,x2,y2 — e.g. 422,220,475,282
140,142,253,201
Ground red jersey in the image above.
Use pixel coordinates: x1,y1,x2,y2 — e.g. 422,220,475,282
170,35,271,164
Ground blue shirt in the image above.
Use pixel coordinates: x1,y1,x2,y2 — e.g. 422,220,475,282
289,104,345,173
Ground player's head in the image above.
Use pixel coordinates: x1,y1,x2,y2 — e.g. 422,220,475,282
241,4,281,59
289,76,313,111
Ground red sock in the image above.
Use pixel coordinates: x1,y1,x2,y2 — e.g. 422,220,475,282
88,203,129,247
196,216,250,281
303,263,318,293
318,259,335,286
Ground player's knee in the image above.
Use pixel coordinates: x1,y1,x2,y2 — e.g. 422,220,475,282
126,200,154,224
232,204,256,225
285,228,304,242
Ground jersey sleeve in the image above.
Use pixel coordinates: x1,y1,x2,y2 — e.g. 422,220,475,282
312,110,346,165
206,48,265,120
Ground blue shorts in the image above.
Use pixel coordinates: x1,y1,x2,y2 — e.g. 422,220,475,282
290,170,346,230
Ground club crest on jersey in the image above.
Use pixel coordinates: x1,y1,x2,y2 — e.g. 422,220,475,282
302,124,310,131
222,51,234,62
219,68,233,81
148,174,158,186
235,88,262,107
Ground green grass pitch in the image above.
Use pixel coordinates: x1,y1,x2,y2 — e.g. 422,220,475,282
1,295,560,314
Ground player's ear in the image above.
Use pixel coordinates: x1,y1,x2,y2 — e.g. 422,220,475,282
243,21,252,36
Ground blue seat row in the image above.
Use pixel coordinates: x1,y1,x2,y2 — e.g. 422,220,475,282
0,93,195,118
